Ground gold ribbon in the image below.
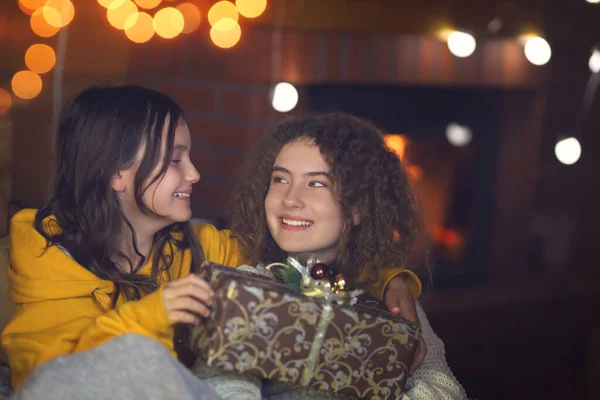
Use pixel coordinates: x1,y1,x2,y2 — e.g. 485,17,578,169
300,302,333,386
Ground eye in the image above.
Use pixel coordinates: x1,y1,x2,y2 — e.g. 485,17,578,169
171,159,182,164
272,176,288,184
309,180,327,188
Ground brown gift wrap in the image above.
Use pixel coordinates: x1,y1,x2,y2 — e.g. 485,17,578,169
188,263,421,399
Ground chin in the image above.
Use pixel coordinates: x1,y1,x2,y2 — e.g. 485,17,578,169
277,242,313,255
173,214,191,224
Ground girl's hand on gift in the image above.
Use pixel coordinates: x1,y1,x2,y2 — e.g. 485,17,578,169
162,274,215,325
384,275,427,375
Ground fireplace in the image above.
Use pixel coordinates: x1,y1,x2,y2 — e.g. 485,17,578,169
306,84,508,289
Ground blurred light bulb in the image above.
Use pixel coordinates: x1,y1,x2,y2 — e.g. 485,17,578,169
447,31,476,58
589,49,600,73
271,82,298,113
125,11,154,43
210,18,241,48
25,43,56,74
236,0,267,18
524,37,551,66
208,1,238,25
153,7,184,39
177,3,201,33
446,123,472,147
11,70,43,100
554,137,581,165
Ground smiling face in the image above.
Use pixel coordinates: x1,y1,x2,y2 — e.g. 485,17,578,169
113,119,201,235
264,138,346,262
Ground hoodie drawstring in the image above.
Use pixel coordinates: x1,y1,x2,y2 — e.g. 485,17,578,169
92,288,112,311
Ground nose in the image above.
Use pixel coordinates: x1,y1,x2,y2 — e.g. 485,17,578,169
186,162,201,184
282,184,304,209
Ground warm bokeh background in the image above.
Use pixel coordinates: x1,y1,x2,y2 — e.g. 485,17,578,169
1,1,599,398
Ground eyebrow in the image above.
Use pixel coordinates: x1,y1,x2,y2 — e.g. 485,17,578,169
272,166,333,178
173,144,188,151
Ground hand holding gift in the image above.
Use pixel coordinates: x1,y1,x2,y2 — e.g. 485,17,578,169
189,260,421,400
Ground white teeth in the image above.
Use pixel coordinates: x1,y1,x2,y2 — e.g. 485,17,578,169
173,192,190,198
282,218,313,226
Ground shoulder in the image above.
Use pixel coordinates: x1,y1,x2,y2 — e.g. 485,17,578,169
192,224,246,267
193,223,232,243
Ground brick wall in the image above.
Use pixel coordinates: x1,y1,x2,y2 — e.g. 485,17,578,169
127,25,540,219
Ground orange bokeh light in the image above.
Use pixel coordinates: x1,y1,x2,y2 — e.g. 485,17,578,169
43,0,75,28
134,0,162,9
18,0,36,15
107,0,139,30
30,8,60,37
236,0,267,19
20,0,46,10
153,7,184,39
0,89,12,116
25,44,56,74
208,1,239,26
11,71,43,100
98,0,126,8
384,134,407,160
125,12,154,43
210,18,241,48
176,3,201,34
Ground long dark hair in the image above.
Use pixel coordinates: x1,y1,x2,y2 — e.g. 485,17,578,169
229,113,425,286
36,85,204,306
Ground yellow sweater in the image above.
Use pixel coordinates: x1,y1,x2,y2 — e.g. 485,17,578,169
2,209,421,388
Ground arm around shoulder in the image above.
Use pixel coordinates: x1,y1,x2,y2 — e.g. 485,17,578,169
193,224,246,267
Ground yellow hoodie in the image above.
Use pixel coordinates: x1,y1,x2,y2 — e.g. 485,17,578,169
2,209,245,388
2,209,420,389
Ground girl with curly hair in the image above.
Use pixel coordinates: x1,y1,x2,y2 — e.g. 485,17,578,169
194,113,466,399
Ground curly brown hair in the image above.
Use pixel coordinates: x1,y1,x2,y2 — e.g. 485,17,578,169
229,112,425,286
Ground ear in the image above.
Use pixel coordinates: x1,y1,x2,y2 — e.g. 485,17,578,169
352,209,361,226
111,171,126,192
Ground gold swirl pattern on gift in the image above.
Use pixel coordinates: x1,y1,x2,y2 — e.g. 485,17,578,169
194,276,419,399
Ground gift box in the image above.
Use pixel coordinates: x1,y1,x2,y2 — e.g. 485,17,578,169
188,262,420,400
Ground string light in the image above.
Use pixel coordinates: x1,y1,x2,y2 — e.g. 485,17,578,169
2,0,70,108
135,0,162,9
208,1,239,26
96,0,264,49
125,12,154,43
555,137,582,165
236,0,267,18
30,8,60,37
524,36,552,66
153,7,184,39
589,49,600,73
176,3,201,34
210,18,242,48
97,0,126,8
447,31,477,58
446,123,472,147
25,44,56,74
18,1,36,16
271,82,298,112
11,71,43,100
43,0,75,29
19,0,46,10
107,0,139,30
